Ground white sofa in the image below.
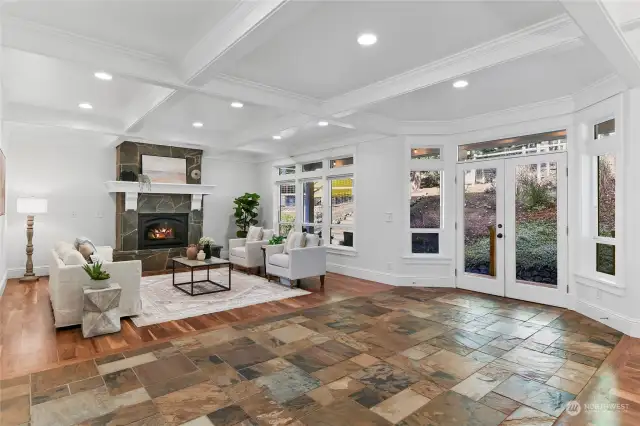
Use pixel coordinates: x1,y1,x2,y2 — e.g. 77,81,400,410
266,236,326,288
49,242,142,328
229,229,274,273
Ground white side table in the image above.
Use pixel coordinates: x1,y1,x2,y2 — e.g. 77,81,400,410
82,283,122,338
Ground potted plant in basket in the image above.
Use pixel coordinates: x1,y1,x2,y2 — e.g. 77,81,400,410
233,193,260,238
82,262,111,289
199,236,216,259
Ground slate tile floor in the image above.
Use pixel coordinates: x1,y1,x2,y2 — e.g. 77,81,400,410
0,287,626,426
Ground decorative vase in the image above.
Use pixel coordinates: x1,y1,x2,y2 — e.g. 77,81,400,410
203,244,212,259
197,250,205,261
237,230,247,238
89,278,110,289
186,244,198,260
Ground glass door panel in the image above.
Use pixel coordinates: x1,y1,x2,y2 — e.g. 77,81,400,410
457,160,505,297
504,153,567,306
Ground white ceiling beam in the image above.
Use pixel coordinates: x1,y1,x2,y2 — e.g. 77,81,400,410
560,0,640,88
323,15,583,114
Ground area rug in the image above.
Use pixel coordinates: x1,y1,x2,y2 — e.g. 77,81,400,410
131,269,310,327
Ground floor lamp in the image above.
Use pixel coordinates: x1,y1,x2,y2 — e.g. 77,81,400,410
17,197,48,283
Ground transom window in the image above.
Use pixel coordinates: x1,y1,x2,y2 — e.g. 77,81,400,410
458,130,567,161
302,161,323,172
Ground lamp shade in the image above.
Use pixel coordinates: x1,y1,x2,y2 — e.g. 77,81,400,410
17,197,48,214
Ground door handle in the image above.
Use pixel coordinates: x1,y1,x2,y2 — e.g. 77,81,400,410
497,233,503,239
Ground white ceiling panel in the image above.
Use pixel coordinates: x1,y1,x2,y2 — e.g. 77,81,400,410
365,41,613,121
215,0,565,99
2,0,241,60
4,48,150,121
141,92,284,135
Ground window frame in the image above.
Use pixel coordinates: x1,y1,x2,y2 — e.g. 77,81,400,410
406,143,445,257
588,116,619,278
277,181,296,237
328,175,355,249
271,150,356,252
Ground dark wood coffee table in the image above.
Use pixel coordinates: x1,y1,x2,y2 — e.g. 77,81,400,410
170,257,231,296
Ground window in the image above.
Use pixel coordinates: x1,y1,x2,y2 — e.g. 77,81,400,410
595,152,616,276
302,161,323,172
591,118,617,276
278,166,295,175
409,171,441,254
330,156,354,168
329,178,354,247
411,147,440,160
458,130,567,161
278,183,296,236
594,119,615,139
302,180,323,236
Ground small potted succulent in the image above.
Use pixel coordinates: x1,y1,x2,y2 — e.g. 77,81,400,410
82,262,111,289
199,236,216,259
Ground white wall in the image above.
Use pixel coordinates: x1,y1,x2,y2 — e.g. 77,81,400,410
200,156,265,258
0,21,6,293
5,125,116,278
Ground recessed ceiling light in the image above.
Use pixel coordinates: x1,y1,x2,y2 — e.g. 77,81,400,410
192,122,204,128
78,102,93,109
94,71,112,81
453,80,469,89
357,33,377,46
272,135,282,140
231,101,244,108
318,121,329,127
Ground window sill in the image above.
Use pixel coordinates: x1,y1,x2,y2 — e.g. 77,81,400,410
327,246,358,257
574,273,625,297
401,255,452,265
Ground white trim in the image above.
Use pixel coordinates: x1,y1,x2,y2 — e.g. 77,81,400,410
0,271,7,296
574,272,625,296
574,298,640,338
327,247,358,257
7,266,49,279
326,262,453,287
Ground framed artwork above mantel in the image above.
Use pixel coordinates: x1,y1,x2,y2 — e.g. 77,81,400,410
141,155,187,184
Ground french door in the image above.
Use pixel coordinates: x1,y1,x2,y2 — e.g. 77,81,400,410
456,153,568,307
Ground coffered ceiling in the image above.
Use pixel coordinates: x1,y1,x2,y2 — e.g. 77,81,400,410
2,0,640,161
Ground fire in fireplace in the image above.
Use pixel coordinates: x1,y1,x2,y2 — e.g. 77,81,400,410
138,213,189,249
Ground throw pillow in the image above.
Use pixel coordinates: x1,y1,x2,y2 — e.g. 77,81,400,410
305,234,320,247
284,230,307,254
74,237,96,254
77,244,94,262
262,229,274,241
64,250,87,265
247,226,263,242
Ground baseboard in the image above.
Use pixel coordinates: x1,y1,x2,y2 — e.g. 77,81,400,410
7,266,49,279
327,263,397,285
574,298,640,338
0,271,7,296
327,263,455,288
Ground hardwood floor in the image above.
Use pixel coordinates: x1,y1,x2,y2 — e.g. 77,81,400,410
1,273,640,425
0,272,389,379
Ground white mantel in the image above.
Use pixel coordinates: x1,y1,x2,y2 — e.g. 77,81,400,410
105,181,216,211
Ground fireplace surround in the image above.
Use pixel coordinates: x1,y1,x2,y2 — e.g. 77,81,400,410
138,213,189,250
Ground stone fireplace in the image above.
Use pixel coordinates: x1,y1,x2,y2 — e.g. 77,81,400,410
110,141,213,272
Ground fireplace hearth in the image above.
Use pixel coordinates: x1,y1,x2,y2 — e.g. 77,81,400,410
138,213,189,249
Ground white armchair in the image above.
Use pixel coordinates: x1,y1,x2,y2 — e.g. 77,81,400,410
266,239,326,289
229,229,274,273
